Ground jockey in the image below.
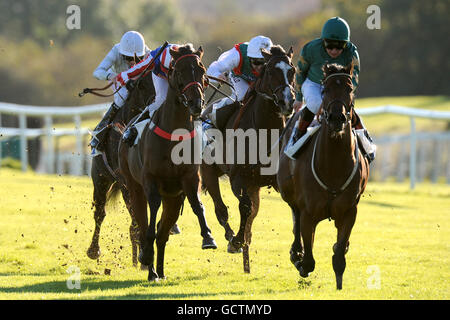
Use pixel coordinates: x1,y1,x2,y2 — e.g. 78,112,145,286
120,42,179,145
291,17,375,162
90,31,149,152
204,35,273,129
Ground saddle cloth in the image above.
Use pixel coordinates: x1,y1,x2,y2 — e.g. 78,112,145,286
284,121,321,160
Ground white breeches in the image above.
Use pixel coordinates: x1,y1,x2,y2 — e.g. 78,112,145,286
229,73,250,102
301,78,324,114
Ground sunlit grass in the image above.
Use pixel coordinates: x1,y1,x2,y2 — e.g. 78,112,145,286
0,168,448,299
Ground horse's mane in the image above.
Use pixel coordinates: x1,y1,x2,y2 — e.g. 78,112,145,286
269,45,287,56
173,43,195,55
323,63,348,77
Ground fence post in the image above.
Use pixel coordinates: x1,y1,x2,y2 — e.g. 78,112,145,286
45,115,54,174
19,113,28,172
74,114,83,176
410,117,416,189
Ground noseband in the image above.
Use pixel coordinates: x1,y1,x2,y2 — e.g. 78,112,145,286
257,58,294,108
321,73,354,126
170,53,205,107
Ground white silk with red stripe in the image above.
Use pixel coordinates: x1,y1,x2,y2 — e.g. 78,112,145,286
117,45,176,86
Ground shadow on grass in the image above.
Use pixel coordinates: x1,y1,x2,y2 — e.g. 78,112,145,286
0,278,242,299
363,201,411,209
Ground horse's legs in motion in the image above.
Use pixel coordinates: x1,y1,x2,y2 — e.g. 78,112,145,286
229,180,254,254
142,181,162,281
201,166,234,241
120,186,140,267
87,169,112,260
289,205,303,271
182,173,217,249
333,206,357,290
155,194,184,280
299,213,316,278
242,188,260,273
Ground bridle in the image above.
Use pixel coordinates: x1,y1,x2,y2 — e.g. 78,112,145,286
320,72,354,126
256,56,295,109
169,53,206,107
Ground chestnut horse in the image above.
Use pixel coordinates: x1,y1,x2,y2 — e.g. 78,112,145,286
277,63,370,290
200,45,296,273
118,44,216,281
87,72,155,267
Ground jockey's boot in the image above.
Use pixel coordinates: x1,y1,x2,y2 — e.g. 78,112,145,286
122,108,151,147
352,111,376,163
90,102,120,152
292,107,315,143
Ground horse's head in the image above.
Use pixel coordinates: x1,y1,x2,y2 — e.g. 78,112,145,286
168,44,207,119
259,45,296,116
320,62,355,138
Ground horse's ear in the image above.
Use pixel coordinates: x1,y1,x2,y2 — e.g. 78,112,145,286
261,48,271,61
287,46,294,59
195,46,204,59
344,61,354,75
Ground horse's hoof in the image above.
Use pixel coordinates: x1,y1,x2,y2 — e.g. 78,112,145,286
299,266,310,278
148,269,158,281
290,252,303,271
87,247,101,260
225,230,235,242
227,241,243,254
170,224,181,235
292,260,302,271
202,236,217,250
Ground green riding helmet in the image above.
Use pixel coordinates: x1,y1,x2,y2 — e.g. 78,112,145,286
321,17,350,42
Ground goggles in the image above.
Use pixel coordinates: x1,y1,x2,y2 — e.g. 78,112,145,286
324,39,347,50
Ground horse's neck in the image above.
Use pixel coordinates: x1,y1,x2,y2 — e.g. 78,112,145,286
158,89,191,130
315,125,356,180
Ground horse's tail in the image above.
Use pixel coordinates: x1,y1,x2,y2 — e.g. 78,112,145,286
106,181,122,204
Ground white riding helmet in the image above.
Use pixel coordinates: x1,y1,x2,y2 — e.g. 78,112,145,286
119,31,146,57
247,35,273,59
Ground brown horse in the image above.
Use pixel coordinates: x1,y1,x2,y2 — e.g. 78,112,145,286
87,71,155,267
200,45,295,273
118,44,216,281
277,63,370,290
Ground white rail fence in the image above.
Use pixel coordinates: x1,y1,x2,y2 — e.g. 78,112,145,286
0,102,449,189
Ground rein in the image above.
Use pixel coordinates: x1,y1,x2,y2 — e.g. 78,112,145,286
151,51,203,141
312,71,358,220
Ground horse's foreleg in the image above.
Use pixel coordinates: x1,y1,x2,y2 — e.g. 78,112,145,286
289,205,303,272
155,195,184,280
229,181,253,255
242,188,260,273
332,206,357,290
299,213,316,278
87,176,111,260
201,165,234,241
182,174,217,250
143,181,161,280
120,186,140,267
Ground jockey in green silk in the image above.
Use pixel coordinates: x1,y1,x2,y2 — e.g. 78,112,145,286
291,17,375,162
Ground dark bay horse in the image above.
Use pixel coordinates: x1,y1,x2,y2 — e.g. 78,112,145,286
200,45,295,273
118,44,216,281
87,72,155,267
277,63,370,290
